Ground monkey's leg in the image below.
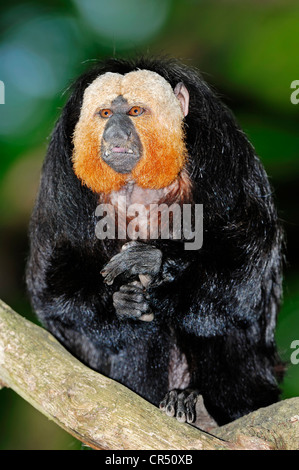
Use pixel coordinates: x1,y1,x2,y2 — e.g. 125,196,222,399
184,334,281,425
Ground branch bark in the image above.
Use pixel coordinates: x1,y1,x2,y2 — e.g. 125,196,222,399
0,299,298,450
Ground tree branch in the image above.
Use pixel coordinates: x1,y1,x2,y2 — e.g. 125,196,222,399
0,299,298,450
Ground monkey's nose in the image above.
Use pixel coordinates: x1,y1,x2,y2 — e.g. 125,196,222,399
103,118,132,143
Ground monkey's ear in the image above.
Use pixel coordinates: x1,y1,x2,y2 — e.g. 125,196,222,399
174,82,189,117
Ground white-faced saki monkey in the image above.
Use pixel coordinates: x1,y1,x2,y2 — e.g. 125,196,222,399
26,57,284,427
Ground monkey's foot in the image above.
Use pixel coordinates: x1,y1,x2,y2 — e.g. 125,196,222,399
159,389,199,424
113,281,154,321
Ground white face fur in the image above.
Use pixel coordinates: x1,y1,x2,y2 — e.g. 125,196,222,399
72,69,189,194
77,69,188,124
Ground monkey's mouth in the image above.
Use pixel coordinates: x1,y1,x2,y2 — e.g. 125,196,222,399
111,146,134,154
101,146,141,174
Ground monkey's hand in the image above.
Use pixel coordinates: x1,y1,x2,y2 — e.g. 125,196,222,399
101,242,161,321
101,241,162,286
112,280,154,322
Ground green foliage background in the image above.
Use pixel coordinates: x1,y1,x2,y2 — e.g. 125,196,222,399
0,0,298,449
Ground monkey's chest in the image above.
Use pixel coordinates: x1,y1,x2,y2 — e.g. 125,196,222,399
102,183,184,242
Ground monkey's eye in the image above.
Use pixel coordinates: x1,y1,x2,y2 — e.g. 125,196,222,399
99,109,113,118
128,106,144,117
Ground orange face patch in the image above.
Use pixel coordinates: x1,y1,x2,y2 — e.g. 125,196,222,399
72,70,188,194
131,121,187,189
72,114,128,194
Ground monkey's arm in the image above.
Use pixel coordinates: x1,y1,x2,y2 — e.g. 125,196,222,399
101,226,281,337
26,240,132,367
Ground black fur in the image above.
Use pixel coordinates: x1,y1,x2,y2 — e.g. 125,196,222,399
26,57,284,425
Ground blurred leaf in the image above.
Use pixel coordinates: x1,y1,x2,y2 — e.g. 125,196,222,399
276,280,299,398
73,0,172,49
237,115,299,179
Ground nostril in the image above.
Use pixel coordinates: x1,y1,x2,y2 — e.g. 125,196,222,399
103,124,132,142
